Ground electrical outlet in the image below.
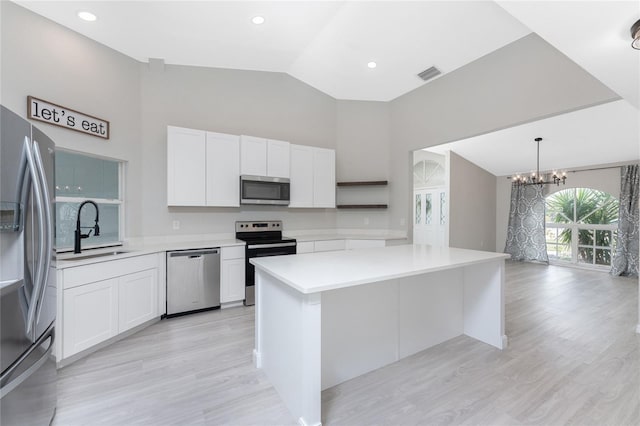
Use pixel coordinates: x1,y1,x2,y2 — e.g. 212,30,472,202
364,217,370,225
172,220,180,230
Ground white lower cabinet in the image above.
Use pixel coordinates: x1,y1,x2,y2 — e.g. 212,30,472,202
63,278,119,358
118,269,158,332
60,254,160,361
221,246,245,305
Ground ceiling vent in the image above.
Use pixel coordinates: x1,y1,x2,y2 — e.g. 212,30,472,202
417,66,441,82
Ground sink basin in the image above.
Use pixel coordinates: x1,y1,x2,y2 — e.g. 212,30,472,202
60,250,130,261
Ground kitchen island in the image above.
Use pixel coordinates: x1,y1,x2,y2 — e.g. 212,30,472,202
251,244,509,426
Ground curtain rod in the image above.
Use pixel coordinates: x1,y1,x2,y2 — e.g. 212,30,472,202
569,163,639,173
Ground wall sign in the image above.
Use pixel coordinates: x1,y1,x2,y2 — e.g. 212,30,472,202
27,96,110,139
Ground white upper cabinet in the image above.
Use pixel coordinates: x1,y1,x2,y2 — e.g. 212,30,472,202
206,132,240,207
267,139,290,178
240,136,290,178
313,147,336,208
168,127,240,207
167,126,206,206
289,144,314,208
240,135,267,176
289,144,335,208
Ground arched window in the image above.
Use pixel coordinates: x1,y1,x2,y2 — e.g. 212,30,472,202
545,188,619,267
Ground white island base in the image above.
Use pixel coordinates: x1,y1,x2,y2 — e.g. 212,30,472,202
252,245,509,426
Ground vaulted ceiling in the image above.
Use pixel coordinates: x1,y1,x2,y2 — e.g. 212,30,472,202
15,1,638,106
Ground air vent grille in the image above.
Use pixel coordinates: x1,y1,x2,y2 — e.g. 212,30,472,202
417,66,441,82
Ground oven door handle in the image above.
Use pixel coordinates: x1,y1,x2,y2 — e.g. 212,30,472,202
247,242,297,250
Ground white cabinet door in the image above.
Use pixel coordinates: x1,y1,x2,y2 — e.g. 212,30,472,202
313,148,336,208
289,144,314,208
240,135,267,176
167,126,206,206
63,278,118,358
314,239,346,252
221,258,246,303
267,139,290,178
118,269,158,333
206,132,240,207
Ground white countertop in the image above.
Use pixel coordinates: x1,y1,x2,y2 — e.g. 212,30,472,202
251,244,509,294
55,238,245,269
54,228,407,269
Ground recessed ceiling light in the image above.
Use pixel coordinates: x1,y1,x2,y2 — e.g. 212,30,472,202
252,16,265,25
367,62,377,69
77,11,97,22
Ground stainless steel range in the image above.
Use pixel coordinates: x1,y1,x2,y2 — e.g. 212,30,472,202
235,221,296,306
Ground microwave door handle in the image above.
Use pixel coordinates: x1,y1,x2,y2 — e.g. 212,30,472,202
21,138,46,337
32,140,53,326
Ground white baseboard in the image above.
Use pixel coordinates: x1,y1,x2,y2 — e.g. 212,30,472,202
502,334,509,349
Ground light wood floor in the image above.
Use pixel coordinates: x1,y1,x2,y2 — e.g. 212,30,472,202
54,262,639,425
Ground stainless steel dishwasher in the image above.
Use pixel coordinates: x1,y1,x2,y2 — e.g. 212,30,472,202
166,248,220,317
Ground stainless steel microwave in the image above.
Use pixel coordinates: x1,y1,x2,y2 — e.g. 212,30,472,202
240,175,290,205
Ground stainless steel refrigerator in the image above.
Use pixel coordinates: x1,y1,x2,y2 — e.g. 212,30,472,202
1,105,57,425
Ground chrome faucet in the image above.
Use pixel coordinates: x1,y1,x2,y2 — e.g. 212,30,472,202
74,200,100,254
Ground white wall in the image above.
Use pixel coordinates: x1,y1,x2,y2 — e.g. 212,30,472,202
495,166,622,252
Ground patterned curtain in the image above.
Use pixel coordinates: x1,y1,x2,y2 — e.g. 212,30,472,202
611,165,639,277
504,184,549,263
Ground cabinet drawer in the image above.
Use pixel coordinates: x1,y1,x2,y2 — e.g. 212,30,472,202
63,254,159,289
221,245,245,260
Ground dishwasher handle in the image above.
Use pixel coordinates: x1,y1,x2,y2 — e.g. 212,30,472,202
168,248,220,258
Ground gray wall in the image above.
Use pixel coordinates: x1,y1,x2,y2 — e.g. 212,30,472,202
0,1,144,237
449,152,496,251
335,100,390,229
389,33,620,242
2,4,624,244
139,63,338,237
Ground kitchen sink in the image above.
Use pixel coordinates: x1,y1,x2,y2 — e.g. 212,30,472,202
59,250,130,261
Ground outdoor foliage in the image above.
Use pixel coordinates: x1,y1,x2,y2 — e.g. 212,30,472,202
545,188,619,264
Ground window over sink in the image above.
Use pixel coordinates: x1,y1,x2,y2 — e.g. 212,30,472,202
54,150,124,251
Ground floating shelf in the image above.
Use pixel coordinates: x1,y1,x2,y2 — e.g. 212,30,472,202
336,180,388,209
336,204,388,209
336,180,388,187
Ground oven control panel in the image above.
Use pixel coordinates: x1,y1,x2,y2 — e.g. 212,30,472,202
235,220,282,232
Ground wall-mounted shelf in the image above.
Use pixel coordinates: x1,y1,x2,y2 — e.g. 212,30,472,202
336,180,388,209
336,180,388,187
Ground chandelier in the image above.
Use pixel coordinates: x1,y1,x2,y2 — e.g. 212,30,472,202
512,137,567,187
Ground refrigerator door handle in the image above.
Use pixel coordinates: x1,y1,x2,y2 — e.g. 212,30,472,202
0,322,54,398
18,138,47,337
32,140,53,327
